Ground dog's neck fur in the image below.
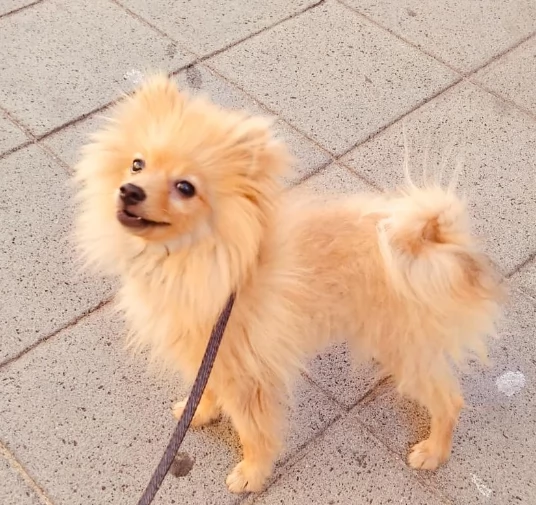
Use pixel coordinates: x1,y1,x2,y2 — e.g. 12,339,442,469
120,199,272,318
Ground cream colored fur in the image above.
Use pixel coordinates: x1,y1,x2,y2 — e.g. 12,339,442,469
74,75,504,493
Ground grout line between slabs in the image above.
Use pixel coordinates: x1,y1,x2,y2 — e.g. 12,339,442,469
468,28,536,76
0,0,327,167
506,251,536,278
0,0,46,19
343,377,454,504
112,0,326,62
0,298,112,370
244,395,454,505
245,412,345,504
467,75,536,125
200,58,464,191
336,0,464,75
351,414,455,505
0,441,56,505
337,0,536,80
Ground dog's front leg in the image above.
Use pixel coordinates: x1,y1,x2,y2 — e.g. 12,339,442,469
172,388,221,427
224,384,285,493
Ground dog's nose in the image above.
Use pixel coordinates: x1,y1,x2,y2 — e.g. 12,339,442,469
119,183,146,205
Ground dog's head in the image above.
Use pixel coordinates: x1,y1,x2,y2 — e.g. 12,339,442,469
74,74,291,272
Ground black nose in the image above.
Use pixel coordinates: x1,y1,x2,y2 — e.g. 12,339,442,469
119,183,146,205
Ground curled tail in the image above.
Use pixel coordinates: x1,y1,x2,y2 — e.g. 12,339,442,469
376,182,503,363
377,184,499,305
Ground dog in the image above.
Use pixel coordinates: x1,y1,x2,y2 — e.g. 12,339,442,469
74,74,503,493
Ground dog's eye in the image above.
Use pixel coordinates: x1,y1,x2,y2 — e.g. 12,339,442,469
175,180,196,198
131,159,145,173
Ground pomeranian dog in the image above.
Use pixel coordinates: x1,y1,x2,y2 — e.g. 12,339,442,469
74,74,503,493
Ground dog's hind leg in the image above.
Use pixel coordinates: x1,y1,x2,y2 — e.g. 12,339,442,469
224,383,286,493
395,357,464,471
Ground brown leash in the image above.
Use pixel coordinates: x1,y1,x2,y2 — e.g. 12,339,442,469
137,293,236,505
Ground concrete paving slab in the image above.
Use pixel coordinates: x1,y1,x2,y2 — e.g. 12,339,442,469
0,0,194,136
208,0,458,156
40,110,110,170
0,454,43,505
0,0,36,17
0,145,113,364
307,343,381,409
510,258,536,299
342,0,536,73
296,163,373,196
340,81,536,274
353,288,536,504
43,65,329,183
474,36,536,116
0,306,343,505
117,0,321,56
0,110,29,155
250,410,445,505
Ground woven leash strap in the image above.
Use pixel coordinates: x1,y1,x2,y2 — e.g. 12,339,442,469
137,293,236,505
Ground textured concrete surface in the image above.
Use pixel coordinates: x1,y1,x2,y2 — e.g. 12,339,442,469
0,453,42,505
342,0,536,73
209,0,458,155
117,0,321,56
0,146,113,364
2,0,536,504
0,0,36,17
511,258,536,299
0,110,28,155
251,412,447,505
0,0,194,135
475,36,536,116
0,307,342,505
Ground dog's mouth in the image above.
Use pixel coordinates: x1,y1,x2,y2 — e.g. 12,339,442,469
117,208,170,229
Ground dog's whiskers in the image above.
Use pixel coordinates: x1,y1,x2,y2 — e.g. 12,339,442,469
401,121,416,189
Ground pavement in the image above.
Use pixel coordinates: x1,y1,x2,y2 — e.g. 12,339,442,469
1,0,536,504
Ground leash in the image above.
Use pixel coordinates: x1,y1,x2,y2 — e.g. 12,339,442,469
137,293,236,505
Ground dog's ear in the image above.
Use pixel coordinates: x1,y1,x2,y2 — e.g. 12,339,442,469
231,116,292,179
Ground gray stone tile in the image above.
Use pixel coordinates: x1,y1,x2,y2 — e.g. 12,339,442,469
208,0,457,156
342,0,536,73
474,36,536,116
0,454,43,505
295,163,375,196
44,65,329,182
354,288,536,505
510,257,536,299
306,343,381,409
117,0,320,56
0,306,343,505
341,81,536,274
41,111,110,170
253,411,444,505
0,0,194,136
0,110,29,155
0,145,113,364
0,0,36,17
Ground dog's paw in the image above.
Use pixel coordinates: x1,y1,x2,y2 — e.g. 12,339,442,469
226,460,268,494
172,398,219,427
408,439,447,470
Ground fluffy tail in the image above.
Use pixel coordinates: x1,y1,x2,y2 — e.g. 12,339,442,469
376,137,504,361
